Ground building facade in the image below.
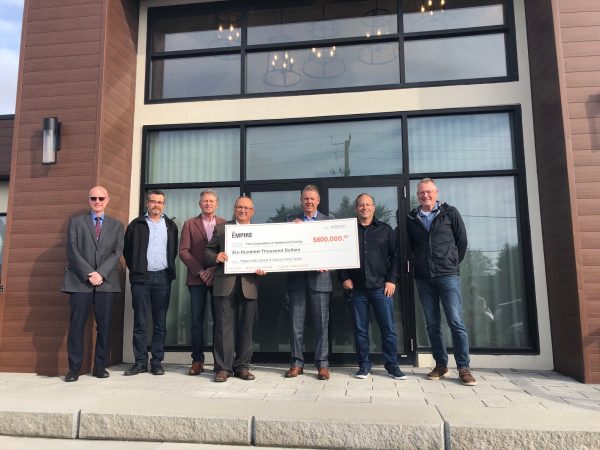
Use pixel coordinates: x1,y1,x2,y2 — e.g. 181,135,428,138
0,0,598,383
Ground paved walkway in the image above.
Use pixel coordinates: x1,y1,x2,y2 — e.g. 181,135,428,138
1,364,599,449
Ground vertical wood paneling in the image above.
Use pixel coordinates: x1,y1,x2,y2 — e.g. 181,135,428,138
0,0,138,376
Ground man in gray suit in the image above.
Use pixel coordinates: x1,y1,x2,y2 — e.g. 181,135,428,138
61,186,124,382
205,196,266,382
286,185,332,380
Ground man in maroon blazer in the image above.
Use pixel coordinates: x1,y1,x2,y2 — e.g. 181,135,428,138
179,189,226,375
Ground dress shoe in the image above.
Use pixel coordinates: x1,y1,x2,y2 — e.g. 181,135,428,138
124,362,148,376
317,368,330,380
285,366,303,378
214,370,229,382
151,363,165,375
92,367,109,378
188,361,203,376
234,367,255,380
65,372,79,382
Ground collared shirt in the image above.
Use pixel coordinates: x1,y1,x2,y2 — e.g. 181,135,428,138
418,201,440,231
145,213,168,271
91,212,104,226
303,211,318,221
202,214,216,242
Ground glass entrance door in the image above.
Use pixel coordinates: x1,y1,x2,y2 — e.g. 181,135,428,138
248,181,414,365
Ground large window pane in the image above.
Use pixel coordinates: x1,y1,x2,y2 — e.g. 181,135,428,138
247,42,399,93
410,177,530,349
148,187,239,347
151,56,241,100
246,119,402,180
408,112,514,173
247,0,397,44
403,1,504,33
146,129,240,184
150,6,242,51
405,34,507,83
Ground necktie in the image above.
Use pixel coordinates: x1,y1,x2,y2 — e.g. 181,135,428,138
95,217,102,240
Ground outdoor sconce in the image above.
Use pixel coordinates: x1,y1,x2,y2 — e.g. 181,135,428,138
42,117,60,165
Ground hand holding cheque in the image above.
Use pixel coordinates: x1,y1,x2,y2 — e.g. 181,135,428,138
224,218,360,274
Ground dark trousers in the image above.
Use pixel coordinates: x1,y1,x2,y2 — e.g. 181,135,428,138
67,291,114,373
288,286,330,369
189,284,214,363
131,270,171,366
213,278,257,373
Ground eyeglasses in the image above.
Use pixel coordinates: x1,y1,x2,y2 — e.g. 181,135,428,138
148,200,165,205
235,206,253,211
89,197,106,201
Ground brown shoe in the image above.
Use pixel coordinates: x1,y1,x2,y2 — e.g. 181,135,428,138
214,370,229,382
427,365,448,380
459,368,477,386
188,361,203,376
234,367,255,381
285,366,303,378
317,368,330,380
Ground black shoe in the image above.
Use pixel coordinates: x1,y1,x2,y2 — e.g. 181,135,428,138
124,362,148,376
151,363,165,375
92,367,109,378
65,372,79,382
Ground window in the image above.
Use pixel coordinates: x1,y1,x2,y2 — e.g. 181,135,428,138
146,0,515,101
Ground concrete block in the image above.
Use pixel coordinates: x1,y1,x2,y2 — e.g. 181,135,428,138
254,401,443,449
0,409,77,438
79,398,264,445
439,405,600,450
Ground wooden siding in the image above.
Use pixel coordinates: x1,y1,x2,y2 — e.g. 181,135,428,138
526,0,600,383
0,117,14,179
0,0,138,376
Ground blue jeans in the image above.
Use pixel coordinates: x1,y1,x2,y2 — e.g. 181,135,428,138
351,288,398,371
131,270,171,366
415,275,470,369
189,284,214,363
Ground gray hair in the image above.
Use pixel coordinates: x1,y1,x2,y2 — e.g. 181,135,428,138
354,193,374,208
200,189,218,201
301,184,320,199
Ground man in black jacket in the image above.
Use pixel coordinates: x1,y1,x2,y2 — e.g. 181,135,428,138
338,193,404,380
407,178,476,386
123,190,178,376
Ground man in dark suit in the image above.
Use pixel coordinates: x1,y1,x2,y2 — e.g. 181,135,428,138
286,185,332,380
61,186,124,382
205,196,266,382
179,189,226,375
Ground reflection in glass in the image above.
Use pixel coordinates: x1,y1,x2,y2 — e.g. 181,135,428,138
149,187,239,347
151,55,241,100
146,129,240,184
246,119,401,180
405,34,507,83
247,42,399,93
248,190,304,352
404,1,504,33
247,0,397,44
409,177,530,349
408,112,514,173
329,186,403,353
150,7,242,51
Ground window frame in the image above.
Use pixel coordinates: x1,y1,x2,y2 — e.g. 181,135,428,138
144,0,518,103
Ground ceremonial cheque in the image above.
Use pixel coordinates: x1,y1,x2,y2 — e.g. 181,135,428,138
224,218,360,274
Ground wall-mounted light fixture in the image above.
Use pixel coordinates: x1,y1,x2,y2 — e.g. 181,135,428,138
42,117,60,165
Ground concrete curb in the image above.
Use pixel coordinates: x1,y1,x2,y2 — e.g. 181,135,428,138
0,410,78,439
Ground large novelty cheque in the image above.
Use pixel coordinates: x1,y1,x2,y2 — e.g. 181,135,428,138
224,218,360,274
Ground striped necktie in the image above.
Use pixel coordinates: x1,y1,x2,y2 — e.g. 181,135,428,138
95,217,102,240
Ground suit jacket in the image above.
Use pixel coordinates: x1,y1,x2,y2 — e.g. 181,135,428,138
204,221,259,299
286,211,333,293
179,214,226,286
61,213,124,293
